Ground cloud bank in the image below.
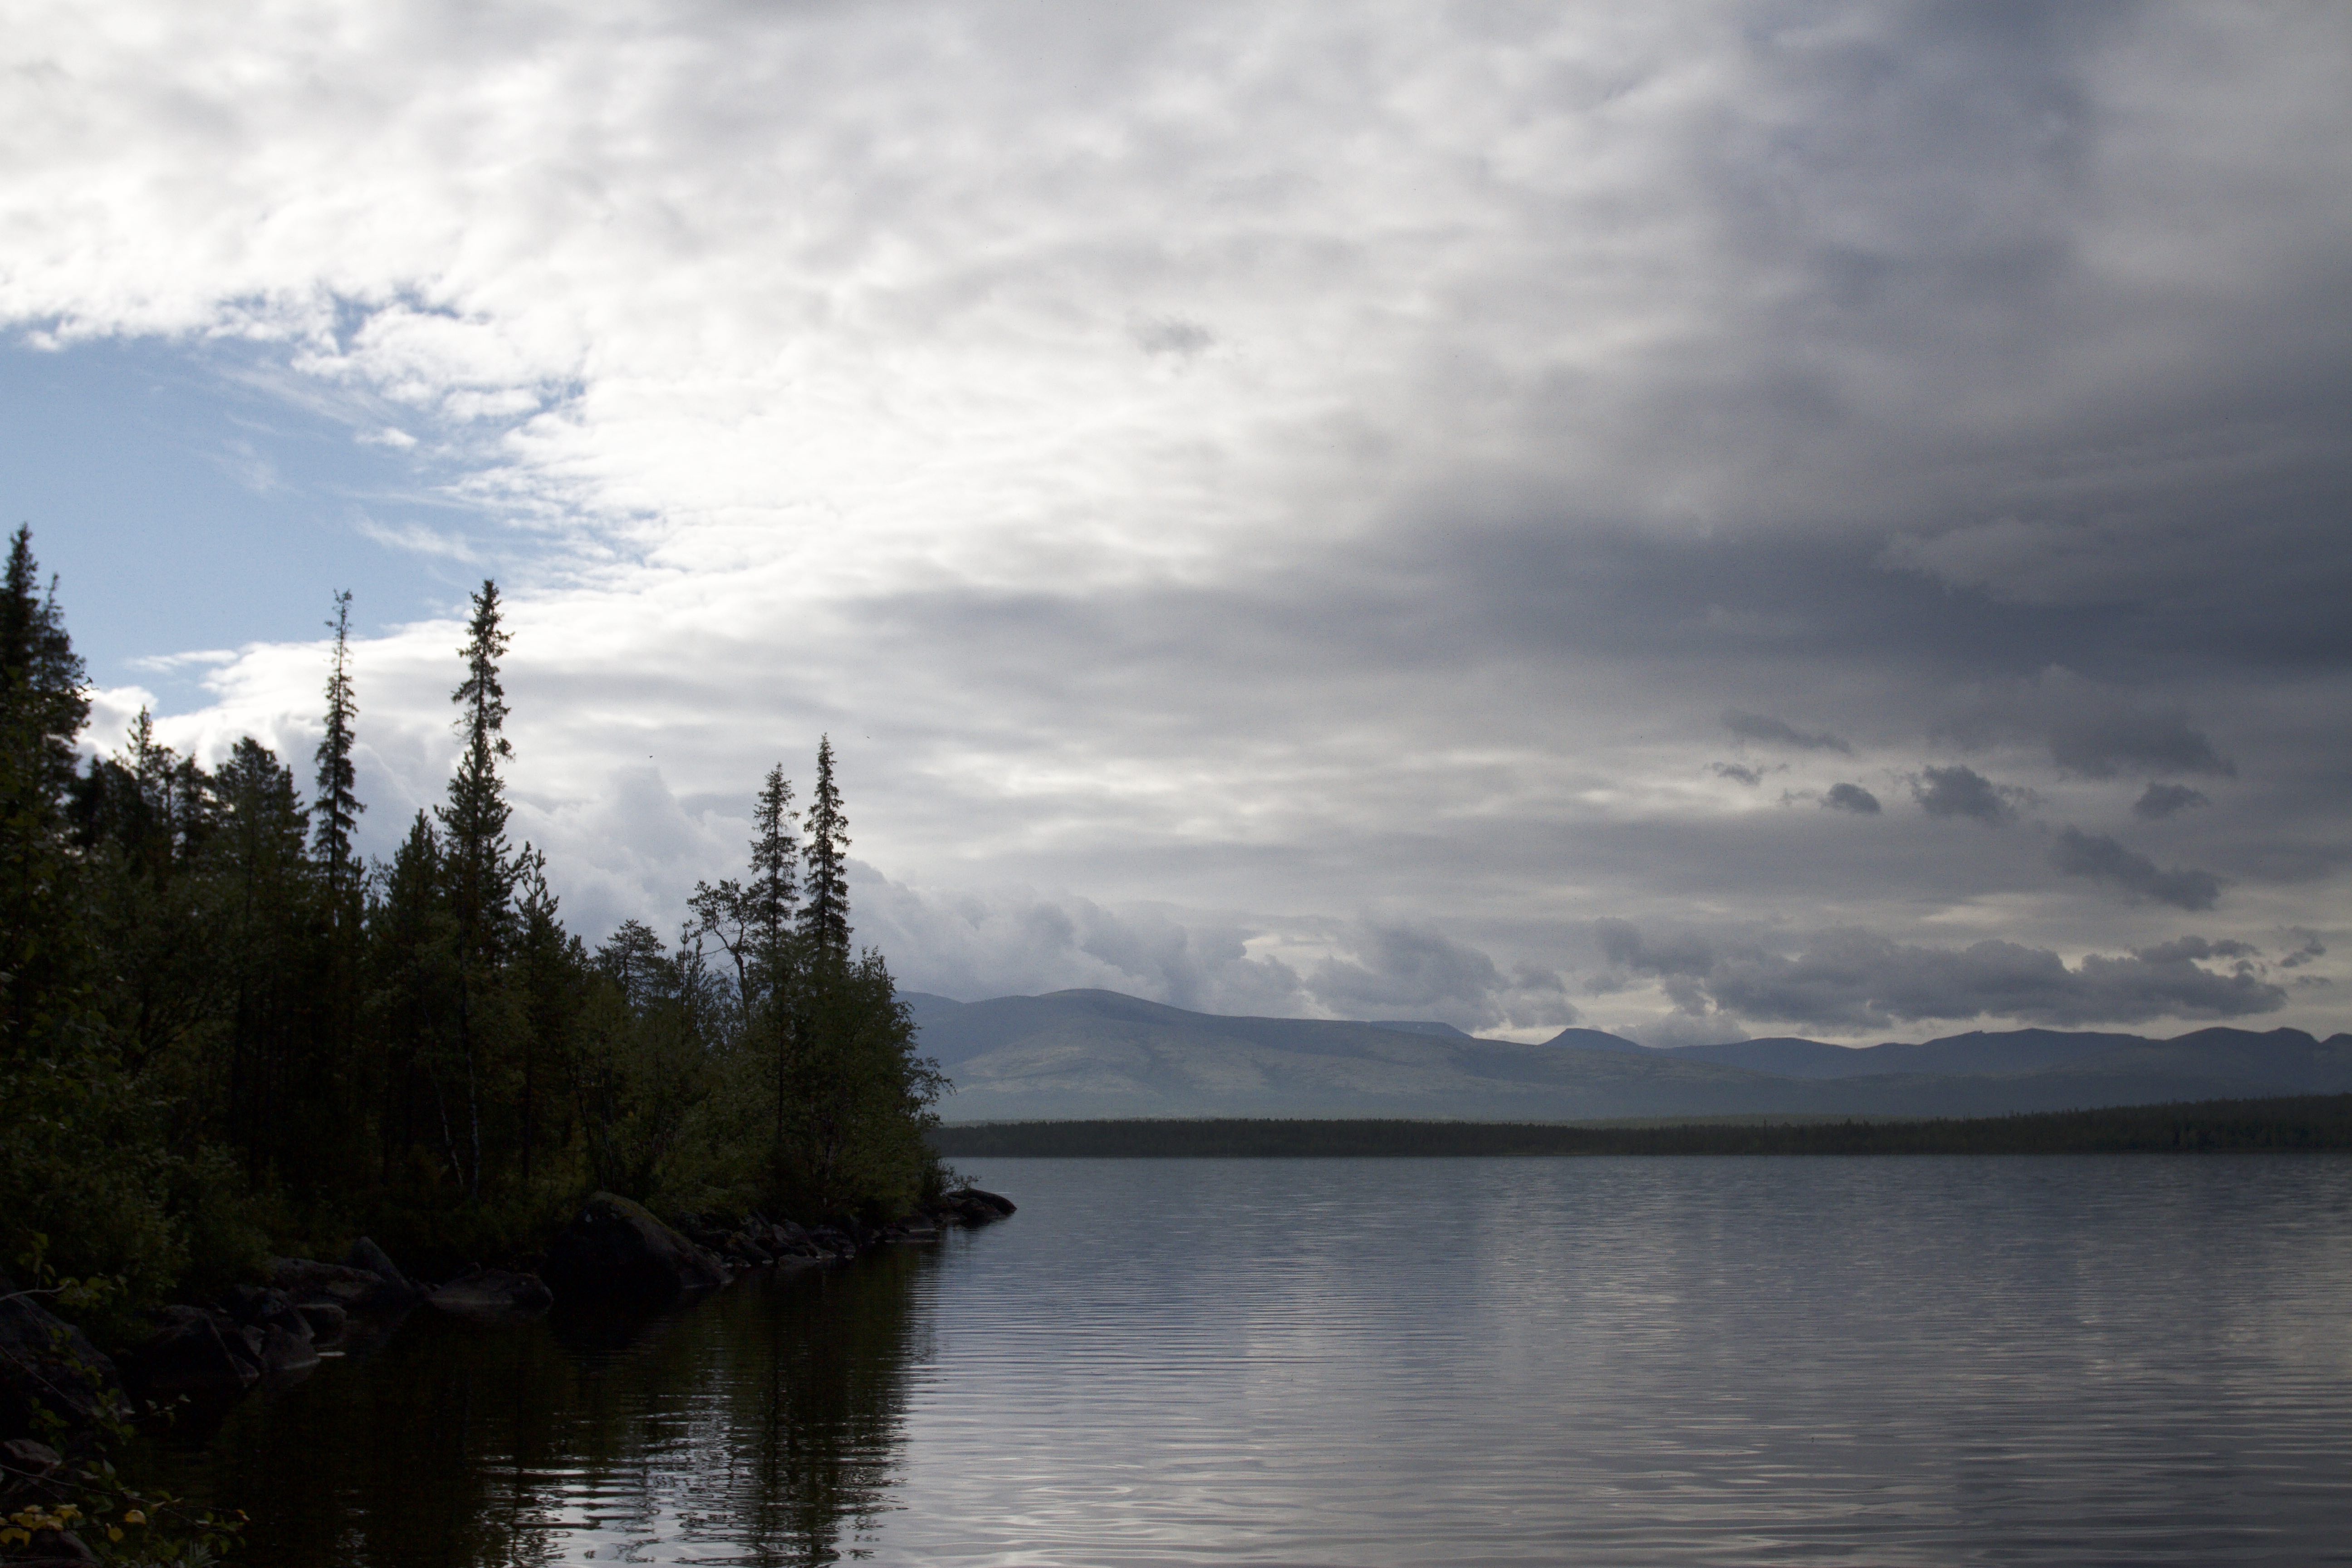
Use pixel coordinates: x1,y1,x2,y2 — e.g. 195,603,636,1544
4,2,2346,1039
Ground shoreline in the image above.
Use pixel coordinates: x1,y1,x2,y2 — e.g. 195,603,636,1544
928,1093,2352,1157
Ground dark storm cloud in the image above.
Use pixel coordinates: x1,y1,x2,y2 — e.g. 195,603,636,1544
2134,782,2210,820
1594,921,2284,1031
1710,761,1768,786
1723,710,1851,755
1911,765,2024,826
1823,783,1881,815
2049,827,2224,912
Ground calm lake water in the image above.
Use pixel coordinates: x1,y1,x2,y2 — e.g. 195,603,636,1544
154,1156,2352,1566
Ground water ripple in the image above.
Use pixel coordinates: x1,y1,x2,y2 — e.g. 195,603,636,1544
155,1156,2352,1566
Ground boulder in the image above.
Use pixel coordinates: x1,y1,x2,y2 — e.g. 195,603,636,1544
426,1269,554,1322
0,1274,122,1441
218,1287,319,1377
251,1320,319,1379
344,1237,422,1306
927,1186,1017,1226
958,1186,1017,1218
805,1225,856,1259
20,1527,96,1565
270,1255,410,1315
120,1307,257,1399
542,1193,730,1301
1,1438,61,1476
294,1300,347,1342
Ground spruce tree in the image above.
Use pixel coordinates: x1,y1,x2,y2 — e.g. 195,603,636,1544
799,736,850,964
0,526,90,1054
434,579,514,1198
312,590,363,895
438,580,515,957
749,763,799,985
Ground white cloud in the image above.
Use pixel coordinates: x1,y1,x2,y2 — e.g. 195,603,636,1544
7,3,2350,1037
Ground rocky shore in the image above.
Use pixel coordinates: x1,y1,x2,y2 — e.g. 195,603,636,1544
0,1188,1012,1562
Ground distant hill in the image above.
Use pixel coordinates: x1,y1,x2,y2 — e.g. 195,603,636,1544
905,988,2352,1123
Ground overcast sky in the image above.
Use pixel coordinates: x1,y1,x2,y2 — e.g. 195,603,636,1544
4,2,2346,1043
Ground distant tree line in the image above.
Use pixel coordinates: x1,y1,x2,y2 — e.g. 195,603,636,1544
0,529,945,1313
928,1095,2352,1158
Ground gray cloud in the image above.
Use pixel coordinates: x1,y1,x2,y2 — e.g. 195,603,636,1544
1911,765,2025,825
1308,924,1577,1031
2279,931,2325,970
1723,710,1851,755
851,871,1310,1019
1132,315,1215,358
1940,671,2236,779
1710,761,1768,786
1595,921,2284,1031
2134,782,2210,820
2048,710,2234,780
2048,827,2224,911
852,869,1576,1032
8,3,2348,1043
1823,783,1882,815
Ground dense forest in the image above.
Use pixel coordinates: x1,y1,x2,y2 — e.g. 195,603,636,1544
0,529,946,1326
929,1095,2352,1157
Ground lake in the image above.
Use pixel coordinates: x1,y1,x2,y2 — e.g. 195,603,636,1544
152,1156,2352,1565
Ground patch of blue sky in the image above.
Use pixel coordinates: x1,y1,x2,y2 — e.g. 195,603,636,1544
0,333,519,707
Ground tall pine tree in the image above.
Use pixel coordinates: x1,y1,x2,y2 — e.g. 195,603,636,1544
434,580,514,1198
439,580,514,957
749,763,799,986
799,737,850,964
0,526,90,1053
312,590,363,897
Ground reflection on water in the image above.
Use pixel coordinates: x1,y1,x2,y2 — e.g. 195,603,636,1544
148,1248,937,1566
150,1157,2352,1566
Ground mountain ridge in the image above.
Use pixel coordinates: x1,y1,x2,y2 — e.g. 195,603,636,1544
902,989,2352,1123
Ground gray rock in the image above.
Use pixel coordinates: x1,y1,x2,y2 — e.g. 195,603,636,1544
1,1437,62,1475
270,1255,411,1315
344,1237,421,1305
122,1307,257,1398
542,1192,731,1300
0,1274,122,1441
427,1269,554,1322
958,1186,1017,1218
253,1320,319,1379
294,1300,347,1341
217,1286,318,1377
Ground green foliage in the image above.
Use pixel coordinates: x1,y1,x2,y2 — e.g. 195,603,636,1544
0,541,948,1350
1,1253,245,1564
0,1063,182,1319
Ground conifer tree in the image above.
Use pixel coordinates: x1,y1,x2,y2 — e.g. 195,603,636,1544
312,590,363,896
799,736,850,964
439,580,515,957
749,763,799,983
435,579,514,1198
0,526,90,1052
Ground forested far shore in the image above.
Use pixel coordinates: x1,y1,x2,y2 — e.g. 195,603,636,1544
928,1094,2352,1157
0,529,947,1338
